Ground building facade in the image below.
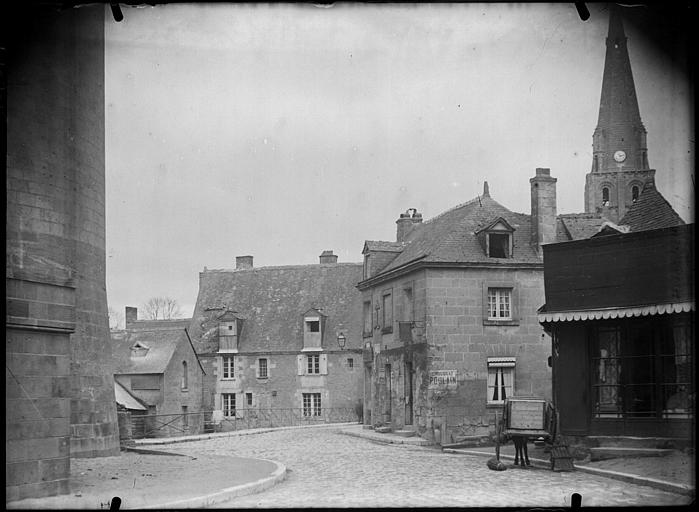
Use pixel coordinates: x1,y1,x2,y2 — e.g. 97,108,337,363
111,309,206,437
358,173,562,445
188,252,364,430
539,225,694,441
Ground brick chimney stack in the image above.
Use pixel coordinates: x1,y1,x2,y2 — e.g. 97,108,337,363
125,306,137,328
530,168,557,250
396,208,423,242
236,255,253,270
319,250,338,264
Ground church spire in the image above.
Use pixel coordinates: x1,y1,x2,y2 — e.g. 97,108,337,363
584,5,655,223
591,5,649,174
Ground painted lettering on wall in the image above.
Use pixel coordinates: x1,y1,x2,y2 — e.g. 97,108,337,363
428,370,457,389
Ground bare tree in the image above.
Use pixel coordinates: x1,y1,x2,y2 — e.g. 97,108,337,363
142,296,182,320
108,306,124,330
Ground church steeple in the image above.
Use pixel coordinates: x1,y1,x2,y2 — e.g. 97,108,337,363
584,5,655,223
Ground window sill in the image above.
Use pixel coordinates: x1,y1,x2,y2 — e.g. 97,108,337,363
486,402,506,408
220,378,236,381
483,319,519,326
181,388,189,392
301,347,323,352
363,332,373,339
257,376,269,380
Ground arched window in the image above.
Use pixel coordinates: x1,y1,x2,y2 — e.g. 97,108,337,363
182,361,188,389
632,186,639,202
602,187,610,206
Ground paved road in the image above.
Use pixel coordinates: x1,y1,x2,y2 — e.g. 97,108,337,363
166,427,691,508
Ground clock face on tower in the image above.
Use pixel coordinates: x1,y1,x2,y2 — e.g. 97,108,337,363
613,150,627,163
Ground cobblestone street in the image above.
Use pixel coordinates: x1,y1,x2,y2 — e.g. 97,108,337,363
164,427,691,508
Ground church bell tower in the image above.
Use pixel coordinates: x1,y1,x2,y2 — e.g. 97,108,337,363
584,6,655,222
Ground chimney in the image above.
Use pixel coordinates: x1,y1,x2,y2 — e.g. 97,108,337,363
483,181,490,198
319,250,338,264
236,255,253,270
125,306,137,328
530,168,557,250
396,208,423,242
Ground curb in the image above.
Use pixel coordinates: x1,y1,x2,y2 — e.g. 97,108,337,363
135,422,359,446
142,459,287,509
442,448,695,497
340,429,433,446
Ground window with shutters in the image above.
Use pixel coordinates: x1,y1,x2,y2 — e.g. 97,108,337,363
307,354,320,374
487,358,515,405
297,353,327,376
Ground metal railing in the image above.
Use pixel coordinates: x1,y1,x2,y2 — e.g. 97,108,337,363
120,407,359,441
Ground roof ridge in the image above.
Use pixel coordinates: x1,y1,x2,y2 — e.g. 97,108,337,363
204,262,363,273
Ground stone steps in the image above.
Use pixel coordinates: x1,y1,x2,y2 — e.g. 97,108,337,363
589,447,675,462
374,426,392,434
393,429,416,437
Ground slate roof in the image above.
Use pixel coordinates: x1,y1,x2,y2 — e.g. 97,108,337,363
126,318,191,331
378,194,541,274
556,213,606,241
114,380,147,410
619,181,685,232
189,262,364,354
111,326,188,374
363,241,404,253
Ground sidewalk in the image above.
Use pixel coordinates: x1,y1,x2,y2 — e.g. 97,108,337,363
7,449,286,510
339,424,695,497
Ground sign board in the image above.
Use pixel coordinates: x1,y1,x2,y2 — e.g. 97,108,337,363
428,370,457,389
507,399,546,430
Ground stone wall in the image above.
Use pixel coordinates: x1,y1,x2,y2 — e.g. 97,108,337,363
6,3,119,501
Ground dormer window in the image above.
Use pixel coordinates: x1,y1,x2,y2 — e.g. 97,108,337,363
476,218,514,259
217,310,244,353
631,185,639,202
130,342,149,358
302,308,326,351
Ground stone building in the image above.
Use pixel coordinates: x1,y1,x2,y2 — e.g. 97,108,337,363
358,173,564,445
6,4,120,502
110,308,206,437
187,252,363,429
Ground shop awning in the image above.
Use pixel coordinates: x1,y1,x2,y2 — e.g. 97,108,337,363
538,301,694,323
114,380,147,411
487,357,516,367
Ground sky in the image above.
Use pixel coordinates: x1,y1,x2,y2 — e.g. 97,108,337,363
104,2,694,323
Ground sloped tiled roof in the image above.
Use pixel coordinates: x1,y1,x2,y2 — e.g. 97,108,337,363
114,380,147,410
189,263,363,354
363,241,404,253
557,213,606,241
111,327,187,374
619,181,685,232
379,195,541,273
126,318,191,331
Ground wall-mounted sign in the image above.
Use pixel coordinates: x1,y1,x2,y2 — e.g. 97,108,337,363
428,370,457,389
